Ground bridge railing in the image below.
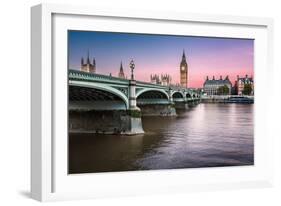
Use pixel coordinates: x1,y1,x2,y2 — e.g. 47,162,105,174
69,69,130,84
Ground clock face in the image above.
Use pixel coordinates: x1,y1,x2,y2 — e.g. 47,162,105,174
181,66,185,71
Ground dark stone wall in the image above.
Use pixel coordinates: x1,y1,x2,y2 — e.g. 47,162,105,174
137,104,176,116
174,102,189,109
69,110,131,134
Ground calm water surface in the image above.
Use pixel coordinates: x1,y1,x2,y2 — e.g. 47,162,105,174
69,103,254,174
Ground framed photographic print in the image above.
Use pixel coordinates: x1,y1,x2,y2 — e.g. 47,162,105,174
31,3,274,201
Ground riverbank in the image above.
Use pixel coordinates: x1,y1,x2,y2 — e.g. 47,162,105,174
201,95,254,103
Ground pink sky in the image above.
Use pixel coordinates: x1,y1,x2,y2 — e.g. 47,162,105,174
69,31,254,88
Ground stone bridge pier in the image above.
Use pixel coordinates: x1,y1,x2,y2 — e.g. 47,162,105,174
127,79,144,135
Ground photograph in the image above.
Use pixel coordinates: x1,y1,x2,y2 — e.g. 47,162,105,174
68,30,254,174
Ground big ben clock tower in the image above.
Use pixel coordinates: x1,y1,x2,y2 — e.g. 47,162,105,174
180,50,188,88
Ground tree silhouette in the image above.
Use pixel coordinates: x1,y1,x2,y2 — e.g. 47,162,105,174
217,85,229,95
243,83,252,95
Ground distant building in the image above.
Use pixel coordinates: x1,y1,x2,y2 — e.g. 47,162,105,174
118,62,125,79
150,74,161,84
161,74,172,86
80,51,96,73
203,75,232,95
180,50,188,88
235,75,254,95
150,74,172,86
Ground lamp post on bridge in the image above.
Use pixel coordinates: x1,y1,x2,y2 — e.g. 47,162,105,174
127,59,144,134
129,60,135,80
129,59,137,110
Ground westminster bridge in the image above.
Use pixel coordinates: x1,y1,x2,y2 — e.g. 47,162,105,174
68,69,201,135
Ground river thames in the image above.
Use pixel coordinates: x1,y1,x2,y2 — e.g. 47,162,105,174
69,103,254,174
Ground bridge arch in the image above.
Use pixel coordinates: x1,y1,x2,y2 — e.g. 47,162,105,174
172,91,184,99
186,93,192,98
136,88,169,99
69,81,129,109
136,88,170,105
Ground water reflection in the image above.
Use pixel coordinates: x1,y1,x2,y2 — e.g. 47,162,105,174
69,103,254,174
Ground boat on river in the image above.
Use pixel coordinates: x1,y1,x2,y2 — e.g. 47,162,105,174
226,96,254,103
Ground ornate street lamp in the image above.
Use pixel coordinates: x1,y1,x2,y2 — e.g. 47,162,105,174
129,59,135,80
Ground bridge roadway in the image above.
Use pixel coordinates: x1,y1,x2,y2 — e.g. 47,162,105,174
68,70,201,135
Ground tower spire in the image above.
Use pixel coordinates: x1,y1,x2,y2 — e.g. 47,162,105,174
120,61,124,71
93,58,96,73
118,61,125,79
182,49,186,61
87,49,90,64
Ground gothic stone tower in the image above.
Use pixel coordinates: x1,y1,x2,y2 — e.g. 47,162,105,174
118,61,125,79
180,50,188,88
80,51,96,73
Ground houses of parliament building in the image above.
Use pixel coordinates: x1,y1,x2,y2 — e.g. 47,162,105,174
80,50,189,89
150,50,189,87
80,52,96,73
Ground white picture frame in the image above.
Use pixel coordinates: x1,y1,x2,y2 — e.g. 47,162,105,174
31,3,274,202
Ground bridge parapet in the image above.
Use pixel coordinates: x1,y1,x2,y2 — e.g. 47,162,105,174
69,69,129,85
69,70,198,94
